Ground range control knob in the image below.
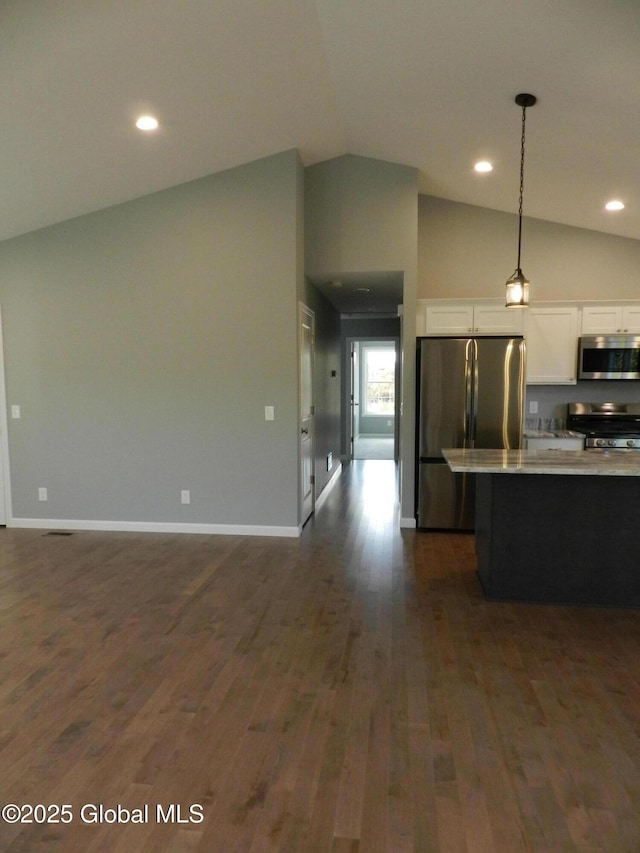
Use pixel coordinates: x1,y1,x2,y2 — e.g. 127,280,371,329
608,439,617,447
627,439,637,448
595,439,606,447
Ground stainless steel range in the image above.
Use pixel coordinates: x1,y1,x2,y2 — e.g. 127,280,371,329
567,402,640,449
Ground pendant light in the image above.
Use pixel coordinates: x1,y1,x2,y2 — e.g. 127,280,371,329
505,93,536,307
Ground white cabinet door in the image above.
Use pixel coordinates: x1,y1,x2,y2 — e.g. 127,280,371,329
424,304,474,335
526,307,579,384
581,306,622,334
423,302,524,336
581,305,640,334
622,305,640,332
473,304,524,335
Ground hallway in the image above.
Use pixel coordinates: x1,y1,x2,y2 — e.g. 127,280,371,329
1,461,640,851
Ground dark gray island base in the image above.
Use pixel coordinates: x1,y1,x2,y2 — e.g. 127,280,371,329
444,449,640,607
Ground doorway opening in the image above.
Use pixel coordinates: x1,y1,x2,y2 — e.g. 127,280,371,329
308,272,405,508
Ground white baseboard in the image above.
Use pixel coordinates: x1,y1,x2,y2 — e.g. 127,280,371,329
9,517,301,538
315,462,342,511
399,516,417,528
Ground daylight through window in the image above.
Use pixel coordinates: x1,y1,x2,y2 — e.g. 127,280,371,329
364,347,395,415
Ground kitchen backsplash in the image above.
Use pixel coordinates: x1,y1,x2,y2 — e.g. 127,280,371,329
525,417,566,431
525,382,640,430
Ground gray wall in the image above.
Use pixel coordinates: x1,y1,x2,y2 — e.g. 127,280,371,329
0,150,301,530
306,156,418,278
419,195,640,302
305,155,418,522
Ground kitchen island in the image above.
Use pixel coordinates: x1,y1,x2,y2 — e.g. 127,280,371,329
443,448,640,607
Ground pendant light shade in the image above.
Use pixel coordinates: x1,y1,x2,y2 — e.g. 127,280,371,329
505,93,536,307
505,270,529,308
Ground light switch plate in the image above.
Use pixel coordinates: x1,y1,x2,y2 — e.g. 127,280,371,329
11,405,20,419
265,406,275,421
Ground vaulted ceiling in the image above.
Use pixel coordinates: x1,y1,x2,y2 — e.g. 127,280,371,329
3,0,640,248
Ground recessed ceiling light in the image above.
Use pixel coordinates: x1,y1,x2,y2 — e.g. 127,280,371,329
136,115,159,131
474,161,493,173
605,200,625,211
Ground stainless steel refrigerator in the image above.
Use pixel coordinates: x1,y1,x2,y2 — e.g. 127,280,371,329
416,336,526,529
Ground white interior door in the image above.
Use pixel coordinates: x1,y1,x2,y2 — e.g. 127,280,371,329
299,304,315,526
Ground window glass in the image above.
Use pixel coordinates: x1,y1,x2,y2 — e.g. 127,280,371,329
364,347,395,415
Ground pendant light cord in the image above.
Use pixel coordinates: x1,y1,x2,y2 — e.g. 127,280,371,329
516,103,526,272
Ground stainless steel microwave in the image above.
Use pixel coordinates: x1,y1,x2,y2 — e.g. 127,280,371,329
578,334,640,380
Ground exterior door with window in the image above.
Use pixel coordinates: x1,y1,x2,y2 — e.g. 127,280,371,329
348,338,398,461
362,344,396,420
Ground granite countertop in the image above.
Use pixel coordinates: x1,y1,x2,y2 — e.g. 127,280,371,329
523,429,585,439
443,447,640,476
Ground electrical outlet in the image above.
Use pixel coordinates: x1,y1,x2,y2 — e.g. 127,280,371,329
181,490,190,505
529,401,538,414
38,487,48,501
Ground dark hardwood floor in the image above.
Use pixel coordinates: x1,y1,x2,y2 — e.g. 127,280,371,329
1,460,640,851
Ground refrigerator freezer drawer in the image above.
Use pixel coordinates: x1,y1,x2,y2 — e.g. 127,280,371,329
417,462,475,530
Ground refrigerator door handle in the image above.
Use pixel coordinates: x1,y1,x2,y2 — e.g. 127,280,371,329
518,338,526,441
471,338,479,446
464,338,474,447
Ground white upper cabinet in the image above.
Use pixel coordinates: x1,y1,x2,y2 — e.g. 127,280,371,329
472,303,525,334
421,301,524,336
423,303,473,334
581,305,640,335
417,300,640,384
525,307,579,384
